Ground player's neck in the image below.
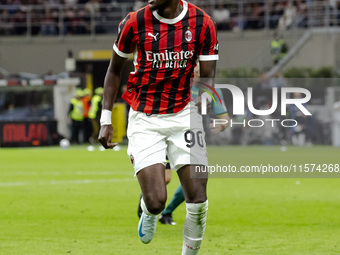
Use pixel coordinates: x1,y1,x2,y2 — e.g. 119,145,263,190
157,0,183,20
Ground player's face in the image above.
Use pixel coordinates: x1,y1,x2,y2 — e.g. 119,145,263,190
148,0,172,11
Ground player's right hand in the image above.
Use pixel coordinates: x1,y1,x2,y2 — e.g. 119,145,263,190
98,125,118,149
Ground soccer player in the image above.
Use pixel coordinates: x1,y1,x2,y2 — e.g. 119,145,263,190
68,88,84,144
136,64,229,224
88,87,104,143
98,0,218,254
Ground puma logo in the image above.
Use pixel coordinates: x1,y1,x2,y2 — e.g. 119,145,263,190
148,32,159,41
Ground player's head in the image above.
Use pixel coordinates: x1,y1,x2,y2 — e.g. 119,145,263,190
148,0,175,12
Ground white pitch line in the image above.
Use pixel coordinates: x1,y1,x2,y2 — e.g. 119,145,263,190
0,178,135,187
5,171,132,176
75,171,131,176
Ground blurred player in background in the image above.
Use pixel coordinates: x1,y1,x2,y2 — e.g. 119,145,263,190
89,87,103,143
82,88,92,143
271,31,288,65
98,0,218,254
68,88,84,144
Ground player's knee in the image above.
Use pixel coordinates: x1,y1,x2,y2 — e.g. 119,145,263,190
148,200,166,214
144,196,166,214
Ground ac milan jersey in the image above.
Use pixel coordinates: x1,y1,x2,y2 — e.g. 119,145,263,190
114,0,219,114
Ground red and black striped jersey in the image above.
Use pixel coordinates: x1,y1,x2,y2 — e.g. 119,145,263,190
114,0,218,114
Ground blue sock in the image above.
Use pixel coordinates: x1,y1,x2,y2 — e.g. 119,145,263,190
163,185,185,215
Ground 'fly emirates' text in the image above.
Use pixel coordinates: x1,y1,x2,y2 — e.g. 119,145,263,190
146,50,194,69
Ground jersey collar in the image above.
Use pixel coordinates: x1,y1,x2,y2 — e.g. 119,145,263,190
152,0,188,24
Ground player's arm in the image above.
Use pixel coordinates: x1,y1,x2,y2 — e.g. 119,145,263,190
98,13,135,149
102,52,127,111
98,52,127,149
195,60,216,111
198,15,218,88
210,88,229,134
199,60,216,80
210,113,229,134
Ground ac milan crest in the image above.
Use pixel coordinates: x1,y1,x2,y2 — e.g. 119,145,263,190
130,154,135,166
185,30,192,42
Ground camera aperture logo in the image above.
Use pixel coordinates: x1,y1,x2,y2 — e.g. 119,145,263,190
198,83,312,128
195,82,223,109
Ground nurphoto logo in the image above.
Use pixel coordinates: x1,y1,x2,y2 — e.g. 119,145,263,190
197,83,312,128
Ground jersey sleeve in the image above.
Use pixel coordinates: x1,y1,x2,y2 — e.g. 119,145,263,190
198,17,219,61
212,88,228,116
113,13,136,58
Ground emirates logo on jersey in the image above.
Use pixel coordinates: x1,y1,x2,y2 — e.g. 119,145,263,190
146,50,194,62
146,50,194,69
185,30,192,42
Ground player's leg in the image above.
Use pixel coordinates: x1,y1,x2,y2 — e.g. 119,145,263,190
138,162,170,219
126,108,168,243
178,165,208,255
137,193,143,219
165,157,172,184
159,184,185,225
165,101,208,253
137,163,167,214
90,119,99,144
71,120,81,144
163,185,185,214
165,168,172,184
137,163,167,244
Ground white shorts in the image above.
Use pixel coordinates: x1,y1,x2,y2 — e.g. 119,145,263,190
127,101,208,174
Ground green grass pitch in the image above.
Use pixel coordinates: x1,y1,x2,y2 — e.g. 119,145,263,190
0,145,339,254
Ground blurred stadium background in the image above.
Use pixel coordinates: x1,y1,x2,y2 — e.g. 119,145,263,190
0,0,340,254
1,0,340,146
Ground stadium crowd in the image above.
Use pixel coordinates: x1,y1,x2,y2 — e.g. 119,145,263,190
1,0,340,35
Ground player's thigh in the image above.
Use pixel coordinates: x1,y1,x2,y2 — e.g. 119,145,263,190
177,165,208,203
127,110,167,174
137,163,167,204
166,103,208,171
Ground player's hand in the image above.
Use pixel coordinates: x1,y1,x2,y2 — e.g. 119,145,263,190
209,119,223,134
98,125,118,149
209,117,228,134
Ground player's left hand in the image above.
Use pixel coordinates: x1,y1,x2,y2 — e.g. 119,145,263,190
209,116,229,134
98,125,118,149
209,120,224,134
